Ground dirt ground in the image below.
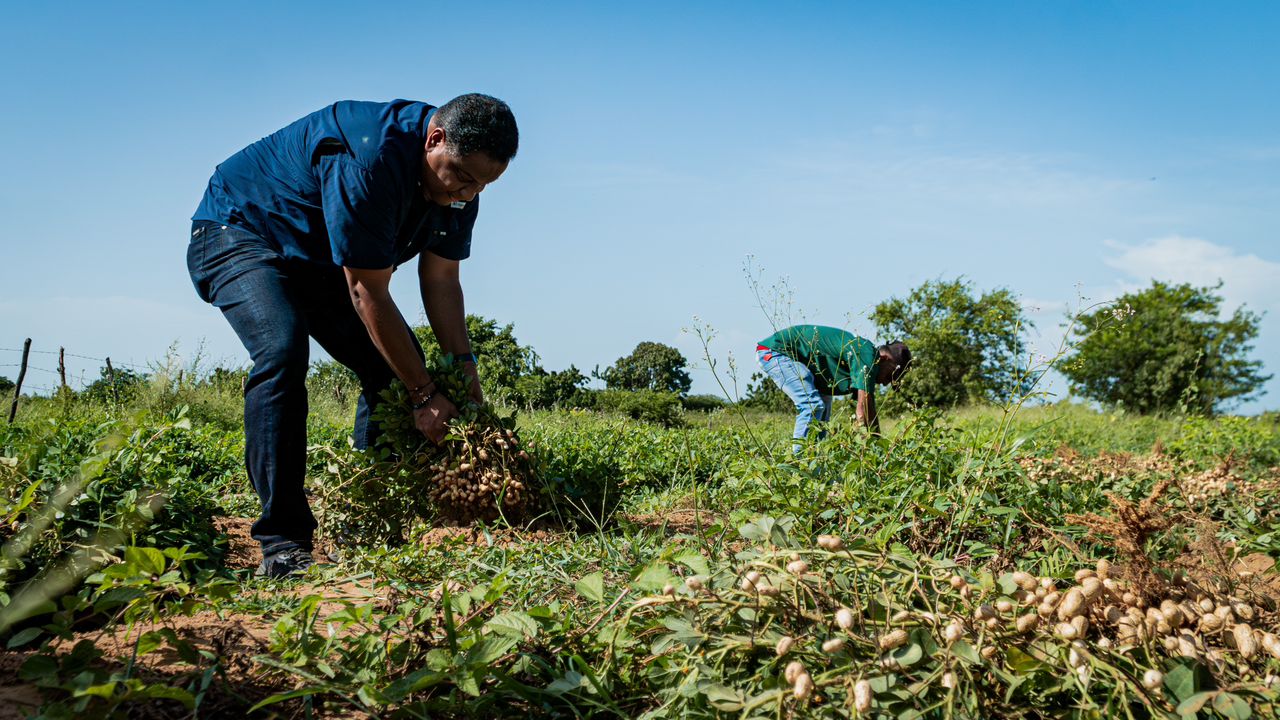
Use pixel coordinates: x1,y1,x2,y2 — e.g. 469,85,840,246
418,524,565,549
623,509,722,535
0,654,41,720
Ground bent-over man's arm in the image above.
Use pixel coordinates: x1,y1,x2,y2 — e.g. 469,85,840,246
418,252,483,403
855,388,880,435
344,266,457,442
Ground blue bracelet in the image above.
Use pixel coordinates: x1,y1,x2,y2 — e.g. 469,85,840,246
456,352,477,364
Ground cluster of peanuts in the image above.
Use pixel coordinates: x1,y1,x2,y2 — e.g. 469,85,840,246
667,534,1279,707
1017,452,1180,487
1181,463,1245,506
423,425,537,523
947,558,1279,689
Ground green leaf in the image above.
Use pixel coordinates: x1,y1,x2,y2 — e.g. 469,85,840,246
1176,691,1216,717
74,681,119,699
1005,647,1047,674
996,573,1019,595
18,653,57,682
124,546,167,576
6,476,44,522
249,687,326,712
1212,693,1252,720
456,670,482,697
486,611,539,639
465,635,517,665
632,561,676,592
547,670,587,695
674,551,711,578
950,640,981,665
382,667,447,701
134,630,168,657
889,641,924,667
425,648,453,671
6,627,42,649
1164,662,1199,702
699,682,745,711
868,674,897,693
574,572,605,602
738,517,776,542
136,684,194,708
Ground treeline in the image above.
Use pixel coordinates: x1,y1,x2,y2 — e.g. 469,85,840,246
4,278,1268,422
868,277,1270,415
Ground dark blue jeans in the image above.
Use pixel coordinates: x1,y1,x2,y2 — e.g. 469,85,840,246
187,220,421,555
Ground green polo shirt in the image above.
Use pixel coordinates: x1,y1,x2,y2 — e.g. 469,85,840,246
759,325,879,395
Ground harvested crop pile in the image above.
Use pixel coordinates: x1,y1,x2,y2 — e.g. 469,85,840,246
421,422,536,523
625,531,1280,717
315,357,542,546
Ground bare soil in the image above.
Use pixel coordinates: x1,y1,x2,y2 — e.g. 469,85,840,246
216,515,331,569
623,509,722,536
418,524,565,550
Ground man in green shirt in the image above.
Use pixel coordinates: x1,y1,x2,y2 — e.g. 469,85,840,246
756,325,910,450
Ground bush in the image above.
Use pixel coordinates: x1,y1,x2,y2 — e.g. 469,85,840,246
513,366,591,409
523,411,750,525
80,366,148,405
593,389,684,427
0,407,240,594
1166,414,1280,470
682,394,727,413
309,360,359,407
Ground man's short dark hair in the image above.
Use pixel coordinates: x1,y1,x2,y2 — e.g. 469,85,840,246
435,93,519,162
880,341,911,381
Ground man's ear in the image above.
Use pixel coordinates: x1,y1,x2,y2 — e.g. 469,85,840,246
426,126,447,151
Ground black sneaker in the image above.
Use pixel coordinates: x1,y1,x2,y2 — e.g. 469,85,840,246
255,547,315,579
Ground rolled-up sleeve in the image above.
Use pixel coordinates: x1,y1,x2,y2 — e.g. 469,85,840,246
319,155,399,269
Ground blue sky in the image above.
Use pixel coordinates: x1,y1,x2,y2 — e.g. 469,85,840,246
1,1,1277,410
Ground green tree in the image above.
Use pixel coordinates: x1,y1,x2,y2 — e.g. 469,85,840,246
600,342,692,395
1061,281,1270,415
81,365,147,403
739,371,792,411
872,278,1032,409
414,315,541,403
514,365,592,409
0,376,13,394
308,361,359,405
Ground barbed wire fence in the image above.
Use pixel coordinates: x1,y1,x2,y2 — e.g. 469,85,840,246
3,338,152,423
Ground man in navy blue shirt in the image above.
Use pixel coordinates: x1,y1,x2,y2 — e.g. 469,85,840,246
188,94,518,578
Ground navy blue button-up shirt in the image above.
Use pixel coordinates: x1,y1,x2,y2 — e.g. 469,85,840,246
194,99,477,269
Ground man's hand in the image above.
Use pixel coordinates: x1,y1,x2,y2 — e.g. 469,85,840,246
856,389,881,436
462,360,484,404
413,393,459,444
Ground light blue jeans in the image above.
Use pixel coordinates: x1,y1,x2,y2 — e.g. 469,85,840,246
758,348,832,453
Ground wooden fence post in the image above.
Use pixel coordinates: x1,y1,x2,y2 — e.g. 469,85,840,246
106,357,119,404
7,338,31,423
58,347,67,391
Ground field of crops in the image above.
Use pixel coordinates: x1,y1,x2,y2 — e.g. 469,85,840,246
1,376,1279,719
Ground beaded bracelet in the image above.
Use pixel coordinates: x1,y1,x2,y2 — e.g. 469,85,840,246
410,382,436,411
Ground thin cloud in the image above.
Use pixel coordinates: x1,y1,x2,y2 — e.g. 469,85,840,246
1102,235,1280,312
